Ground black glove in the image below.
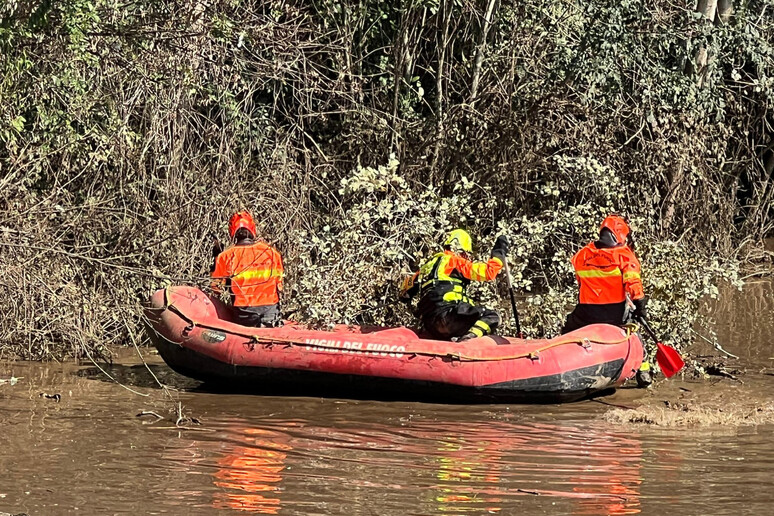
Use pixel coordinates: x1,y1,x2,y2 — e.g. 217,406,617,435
491,235,509,259
399,275,419,302
632,297,648,320
210,236,224,273
211,232,224,257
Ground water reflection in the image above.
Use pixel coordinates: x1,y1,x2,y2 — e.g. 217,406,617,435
185,412,649,515
211,426,290,513
433,437,504,513
409,419,644,515
569,430,643,516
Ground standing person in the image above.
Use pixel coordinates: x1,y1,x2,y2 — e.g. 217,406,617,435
562,213,652,385
562,213,647,334
211,211,284,327
400,229,509,342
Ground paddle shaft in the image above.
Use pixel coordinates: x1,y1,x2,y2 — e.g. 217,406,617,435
635,315,660,344
503,256,524,338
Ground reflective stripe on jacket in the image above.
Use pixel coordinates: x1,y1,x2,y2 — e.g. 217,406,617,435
571,242,644,304
211,241,284,307
415,250,503,306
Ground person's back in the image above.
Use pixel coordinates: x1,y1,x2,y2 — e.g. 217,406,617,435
211,211,284,327
562,214,645,334
213,241,283,306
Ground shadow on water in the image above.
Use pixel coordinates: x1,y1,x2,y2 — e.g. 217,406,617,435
75,362,618,405
75,363,201,391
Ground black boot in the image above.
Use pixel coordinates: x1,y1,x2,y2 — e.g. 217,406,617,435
636,363,653,388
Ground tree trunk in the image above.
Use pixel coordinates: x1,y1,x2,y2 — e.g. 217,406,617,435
391,3,421,156
697,0,719,23
391,14,409,155
686,0,718,87
431,0,452,174
469,0,498,107
190,0,208,72
341,2,357,105
716,0,733,24
661,162,685,231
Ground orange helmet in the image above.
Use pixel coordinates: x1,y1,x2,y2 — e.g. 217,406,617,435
600,213,630,245
228,211,257,240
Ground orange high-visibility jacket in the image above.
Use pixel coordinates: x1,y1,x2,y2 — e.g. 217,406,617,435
571,243,644,304
211,241,284,307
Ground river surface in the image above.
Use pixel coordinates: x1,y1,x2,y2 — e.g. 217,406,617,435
1,281,773,515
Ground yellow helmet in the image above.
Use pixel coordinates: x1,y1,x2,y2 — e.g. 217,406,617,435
444,229,473,253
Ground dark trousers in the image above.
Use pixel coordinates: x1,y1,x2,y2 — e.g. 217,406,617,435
561,302,626,334
421,302,500,341
231,304,281,328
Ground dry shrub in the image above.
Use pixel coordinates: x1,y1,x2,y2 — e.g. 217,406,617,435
1,1,772,359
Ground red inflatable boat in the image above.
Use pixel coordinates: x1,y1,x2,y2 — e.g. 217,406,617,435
144,286,644,402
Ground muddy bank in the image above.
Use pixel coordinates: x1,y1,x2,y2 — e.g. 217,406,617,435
602,278,774,427
604,375,774,427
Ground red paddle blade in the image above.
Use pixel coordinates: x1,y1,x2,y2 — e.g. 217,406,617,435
656,342,685,378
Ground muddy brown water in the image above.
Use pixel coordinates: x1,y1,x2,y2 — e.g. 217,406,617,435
2,281,773,515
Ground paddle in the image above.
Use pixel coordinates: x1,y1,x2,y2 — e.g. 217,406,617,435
502,254,524,339
634,315,685,378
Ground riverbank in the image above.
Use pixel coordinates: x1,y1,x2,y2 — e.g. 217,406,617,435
604,371,774,427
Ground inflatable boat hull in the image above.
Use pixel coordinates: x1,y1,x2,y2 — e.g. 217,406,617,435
144,287,644,403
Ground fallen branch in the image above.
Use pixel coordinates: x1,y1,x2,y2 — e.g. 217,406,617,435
689,328,739,359
174,401,201,427
136,410,164,420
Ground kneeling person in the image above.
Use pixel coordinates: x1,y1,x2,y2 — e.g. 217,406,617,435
211,211,284,327
400,230,508,342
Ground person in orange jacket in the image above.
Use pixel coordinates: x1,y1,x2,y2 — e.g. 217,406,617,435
562,214,647,334
400,229,508,342
211,211,284,327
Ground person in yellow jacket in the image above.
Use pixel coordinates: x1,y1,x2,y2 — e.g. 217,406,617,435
400,230,508,341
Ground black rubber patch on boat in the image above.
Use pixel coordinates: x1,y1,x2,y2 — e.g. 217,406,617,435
201,330,226,344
